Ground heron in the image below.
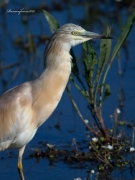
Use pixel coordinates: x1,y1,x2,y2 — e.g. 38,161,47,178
0,23,111,180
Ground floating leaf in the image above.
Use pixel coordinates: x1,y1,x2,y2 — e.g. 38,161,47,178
100,137,105,141
119,121,125,126
49,155,55,158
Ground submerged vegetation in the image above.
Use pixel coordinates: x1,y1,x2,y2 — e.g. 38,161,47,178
28,126,135,180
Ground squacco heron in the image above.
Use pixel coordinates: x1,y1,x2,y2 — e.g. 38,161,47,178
0,24,111,180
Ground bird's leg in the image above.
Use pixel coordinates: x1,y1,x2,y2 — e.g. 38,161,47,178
17,146,26,180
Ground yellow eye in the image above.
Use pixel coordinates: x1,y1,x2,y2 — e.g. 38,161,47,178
71,31,78,36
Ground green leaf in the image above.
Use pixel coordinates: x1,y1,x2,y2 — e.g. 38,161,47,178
49,155,55,158
97,26,112,81
94,27,112,107
43,10,59,33
83,41,89,52
83,42,97,87
83,41,95,54
70,76,89,100
103,84,111,101
100,137,105,141
102,10,135,87
94,26,112,105
111,10,135,61
99,11,135,108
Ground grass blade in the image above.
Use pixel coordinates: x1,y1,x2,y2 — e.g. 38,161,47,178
43,10,59,33
102,10,135,89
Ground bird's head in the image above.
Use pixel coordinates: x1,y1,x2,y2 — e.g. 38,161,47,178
44,23,112,63
53,23,112,48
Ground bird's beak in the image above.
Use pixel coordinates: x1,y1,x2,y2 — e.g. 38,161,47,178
82,31,113,39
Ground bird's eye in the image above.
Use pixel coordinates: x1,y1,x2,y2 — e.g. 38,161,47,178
71,31,78,36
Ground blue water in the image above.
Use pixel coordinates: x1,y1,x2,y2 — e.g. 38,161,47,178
0,1,135,179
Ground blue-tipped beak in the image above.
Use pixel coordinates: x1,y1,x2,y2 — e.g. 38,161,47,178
83,31,113,39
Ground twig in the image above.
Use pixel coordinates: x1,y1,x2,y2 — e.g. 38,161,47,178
66,87,98,135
